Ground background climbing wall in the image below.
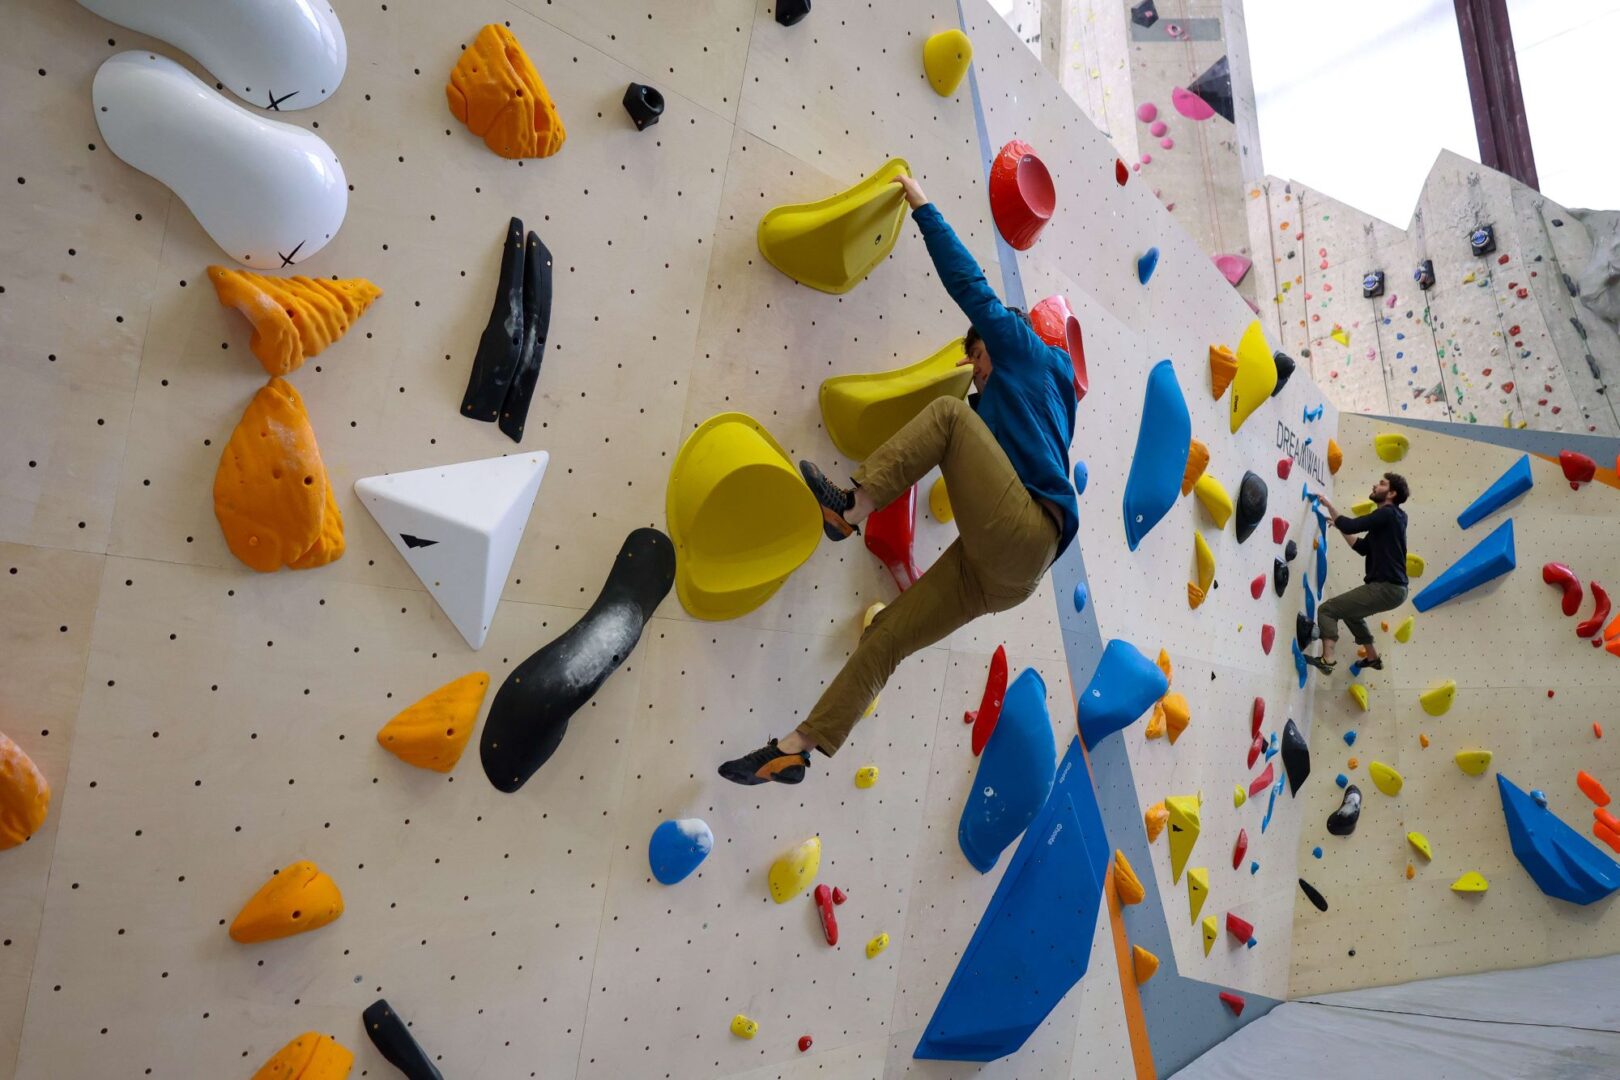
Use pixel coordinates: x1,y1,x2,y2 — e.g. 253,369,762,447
1289,414,1620,997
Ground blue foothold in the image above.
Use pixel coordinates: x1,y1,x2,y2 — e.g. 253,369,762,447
1072,581,1089,613
1343,730,1357,746
648,818,714,885
1246,937,1258,949
1313,846,1323,859
1336,773,1348,788
1073,460,1088,496
1532,789,1548,808
1249,861,1259,875
1349,661,1364,677
1137,246,1160,284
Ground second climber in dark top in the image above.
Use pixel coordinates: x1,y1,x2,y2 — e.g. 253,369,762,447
719,172,1078,786
1304,472,1411,675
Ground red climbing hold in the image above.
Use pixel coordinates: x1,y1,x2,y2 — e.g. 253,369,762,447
1249,762,1275,798
968,645,1009,756
1560,450,1597,489
813,883,838,946
865,484,922,592
1232,828,1248,869
1542,562,1584,617
1030,295,1088,400
1250,574,1265,599
1220,991,1246,1017
1595,820,1620,854
1251,697,1265,738
831,886,847,905
1115,158,1129,186
798,1035,813,1052
1596,807,1620,835
1272,517,1288,544
989,140,1055,250
1577,583,1610,639
1247,734,1265,769
1261,625,1275,655
1226,911,1254,943
1277,458,1292,480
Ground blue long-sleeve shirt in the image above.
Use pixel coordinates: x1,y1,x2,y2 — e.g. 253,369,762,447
912,203,1078,558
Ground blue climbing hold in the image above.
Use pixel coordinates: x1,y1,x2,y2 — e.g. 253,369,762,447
1304,577,1316,620
1073,460,1088,496
1076,639,1170,749
1290,639,1307,688
1072,581,1089,613
1343,730,1357,746
1457,455,1532,529
1249,861,1259,875
648,818,713,885
1264,732,1278,762
1498,773,1620,906
1313,846,1323,859
959,668,1058,874
1348,660,1364,676
1413,519,1516,613
1121,359,1191,551
1314,526,1328,592
1261,771,1282,833
916,735,1108,1062
1138,247,1159,284
1532,789,1548,807
1246,937,1258,949
1335,773,1348,788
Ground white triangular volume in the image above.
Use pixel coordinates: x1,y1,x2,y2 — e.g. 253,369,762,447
354,453,548,650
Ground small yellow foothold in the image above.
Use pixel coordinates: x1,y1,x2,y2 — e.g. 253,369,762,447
1132,943,1160,984
1331,326,1351,347
1406,553,1426,578
1408,832,1433,860
1394,615,1415,643
768,836,821,904
1187,866,1210,923
922,29,973,96
1369,761,1404,796
1157,648,1173,687
928,476,953,523
865,932,890,959
1202,914,1218,956
1194,474,1234,529
1420,681,1456,716
1234,784,1247,808
1114,850,1145,906
1348,684,1369,711
1454,750,1493,776
862,602,886,630
1451,871,1489,893
730,1014,759,1039
1462,271,1477,284
854,765,879,789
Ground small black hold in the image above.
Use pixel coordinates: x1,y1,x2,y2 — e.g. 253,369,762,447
1295,611,1313,650
1274,558,1289,597
1235,471,1268,543
1285,538,1298,563
1552,218,1563,227
1271,350,1296,396
1414,259,1435,290
1282,718,1310,795
622,82,664,131
1298,878,1329,911
1362,270,1384,299
1131,0,1159,28
775,0,811,26
1570,317,1588,340
1470,224,1496,257
400,533,439,549
1564,272,1580,297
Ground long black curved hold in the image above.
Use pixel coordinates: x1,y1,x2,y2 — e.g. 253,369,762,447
498,231,552,444
362,999,443,1080
462,217,526,424
481,528,675,792
1298,878,1329,912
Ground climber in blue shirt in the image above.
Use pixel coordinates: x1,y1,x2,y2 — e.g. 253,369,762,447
721,173,1079,786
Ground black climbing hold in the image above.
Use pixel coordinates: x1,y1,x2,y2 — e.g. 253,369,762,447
363,999,443,1080
1270,350,1295,396
1298,878,1329,912
1282,718,1310,795
1326,784,1361,836
1414,259,1435,290
1130,0,1159,28
481,529,675,793
1571,317,1588,341
1285,538,1298,563
461,221,552,444
622,82,664,131
1470,224,1496,257
1361,270,1384,299
1234,470,1267,544
775,0,811,26
1273,557,1289,597
1295,611,1314,650
1552,218,1564,227
1187,56,1233,123
400,533,439,549
498,231,553,444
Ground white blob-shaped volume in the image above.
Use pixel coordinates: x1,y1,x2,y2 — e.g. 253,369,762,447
92,52,347,268
77,0,346,110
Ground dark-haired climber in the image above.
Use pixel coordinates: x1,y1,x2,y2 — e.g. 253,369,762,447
720,174,1079,785
1304,472,1411,675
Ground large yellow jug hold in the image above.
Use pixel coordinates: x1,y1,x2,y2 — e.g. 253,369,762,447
923,29,973,96
768,836,821,903
1230,320,1278,433
1166,793,1202,883
820,338,972,459
758,158,912,294
1374,432,1410,463
1419,680,1456,716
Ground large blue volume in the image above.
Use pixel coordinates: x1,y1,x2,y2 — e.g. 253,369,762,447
1412,518,1516,612
917,736,1109,1061
1076,638,1169,749
959,668,1058,874
1121,359,1191,550
1498,773,1620,905
1457,454,1532,529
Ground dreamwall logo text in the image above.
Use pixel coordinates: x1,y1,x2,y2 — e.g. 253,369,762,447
1275,421,1327,485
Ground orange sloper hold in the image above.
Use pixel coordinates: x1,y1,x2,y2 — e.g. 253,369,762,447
1578,771,1611,807
251,1031,354,1080
230,860,344,943
1145,702,1167,740
1145,800,1168,842
1327,438,1343,475
377,672,491,772
1208,345,1238,400
0,733,50,850
214,378,341,573
1162,693,1191,744
207,267,381,376
1114,850,1146,905
447,24,566,159
1132,944,1160,985
1181,438,1210,496
1157,648,1173,687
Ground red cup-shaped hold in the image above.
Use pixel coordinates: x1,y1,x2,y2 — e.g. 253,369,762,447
989,140,1054,251
1029,294,1088,400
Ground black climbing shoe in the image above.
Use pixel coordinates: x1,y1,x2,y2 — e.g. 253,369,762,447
798,460,858,542
1360,655,1384,671
1303,654,1336,675
719,739,811,786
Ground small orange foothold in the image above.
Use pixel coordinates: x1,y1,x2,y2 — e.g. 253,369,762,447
1419,733,1430,748
1348,757,1359,769
1578,770,1612,808
1596,723,1604,739
1380,621,1389,633
1405,863,1415,880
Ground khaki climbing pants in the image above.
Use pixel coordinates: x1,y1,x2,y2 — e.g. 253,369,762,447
795,396,1060,756
1317,581,1407,647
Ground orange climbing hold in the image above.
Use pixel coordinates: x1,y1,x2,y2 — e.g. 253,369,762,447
1145,702,1167,740
0,732,50,851
1114,849,1145,905
229,860,345,943
1208,345,1237,400
1145,800,1168,842
1596,723,1605,739
1578,771,1611,807
1596,808,1620,835
1327,438,1343,475
447,24,567,159
1181,438,1210,496
1132,943,1160,984
1419,733,1430,748
207,267,382,376
1163,693,1191,744
1595,819,1620,854
251,1031,354,1080
377,672,491,772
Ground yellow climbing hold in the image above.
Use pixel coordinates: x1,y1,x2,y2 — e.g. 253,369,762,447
1351,499,1376,516
1394,615,1415,643
1327,438,1343,475
1330,326,1350,347
1181,438,1210,496
819,337,973,459
1194,474,1234,529
730,1014,759,1039
1374,432,1410,462
1406,553,1426,578
1230,320,1278,433
1462,271,1477,285
251,1032,354,1080
1450,871,1489,893
922,29,973,96
928,476,953,523
1187,866,1210,923
1114,850,1145,905
865,932,890,959
1369,760,1404,796
1157,648,1173,687
376,672,490,773
1145,702,1166,740
1132,943,1160,984
1166,793,1202,883
758,157,911,294
1420,681,1456,716
1208,344,1238,400
1189,530,1216,609
854,765,879,788
1234,784,1247,808
1348,684,1369,711
1145,800,1168,843
1202,914,1218,956
1454,750,1493,776
768,836,822,903
1407,831,1433,861
1162,692,1191,745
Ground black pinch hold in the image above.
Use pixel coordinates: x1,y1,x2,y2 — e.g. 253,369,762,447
1295,611,1314,650
1274,557,1289,597
1298,878,1329,912
462,217,527,425
1282,718,1310,795
481,529,675,793
1271,350,1296,396
776,0,811,26
363,999,443,1080
623,82,664,130
499,231,552,443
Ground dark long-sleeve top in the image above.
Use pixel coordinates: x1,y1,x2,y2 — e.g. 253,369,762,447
1334,504,1409,586
912,203,1078,559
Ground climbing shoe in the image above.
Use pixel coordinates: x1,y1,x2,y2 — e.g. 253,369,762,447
1360,655,1384,671
798,460,858,541
719,738,812,786
1303,655,1336,675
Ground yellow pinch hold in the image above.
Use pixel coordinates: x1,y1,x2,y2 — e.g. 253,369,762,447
1193,474,1234,529
758,157,912,295
768,836,821,903
251,1031,354,1080
1166,793,1202,883
376,672,490,773
1369,761,1404,796
1407,831,1433,860
1162,693,1191,745
1394,615,1415,643
1181,438,1210,496
1348,683,1369,711
229,860,344,944
1450,871,1489,893
1189,531,1216,610
1201,914,1218,956
1144,800,1168,843
1330,326,1351,347
730,1014,759,1039
1420,680,1456,716
1454,750,1493,776
854,764,879,788
1406,553,1426,578
1145,702,1167,740
1114,849,1146,905
819,338,973,460
865,932,890,959
928,476,954,523
1132,943,1160,984
1230,320,1279,433
1208,344,1238,400
1374,432,1410,462
1187,866,1210,923
446,24,566,159
922,29,973,96
1233,784,1247,808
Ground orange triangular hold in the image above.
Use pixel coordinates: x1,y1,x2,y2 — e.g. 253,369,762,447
1162,692,1191,744
251,1031,354,1080
1132,944,1160,985
1209,345,1238,400
229,860,344,943
1145,702,1167,739
447,24,566,159
1144,800,1168,842
207,267,381,376
377,672,491,772
1181,438,1210,496
214,378,342,573
1114,849,1146,905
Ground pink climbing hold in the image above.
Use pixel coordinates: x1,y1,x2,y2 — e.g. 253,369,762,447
1220,991,1246,1017
865,484,922,592
1172,85,1216,121
1272,516,1289,544
1261,624,1275,655
1277,458,1293,481
1249,762,1275,798
1250,574,1265,600
1251,698,1265,738
1160,137,1175,150
1226,911,1254,943
968,645,1009,756
1213,254,1252,287
1542,562,1583,617
1136,102,1159,123
1232,828,1248,869
1141,153,1153,165
1150,120,1168,137
1561,450,1597,489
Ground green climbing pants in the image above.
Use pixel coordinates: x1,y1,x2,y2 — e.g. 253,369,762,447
1317,581,1407,647
795,396,1059,756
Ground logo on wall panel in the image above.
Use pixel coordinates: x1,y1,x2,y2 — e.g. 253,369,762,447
1275,422,1327,485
